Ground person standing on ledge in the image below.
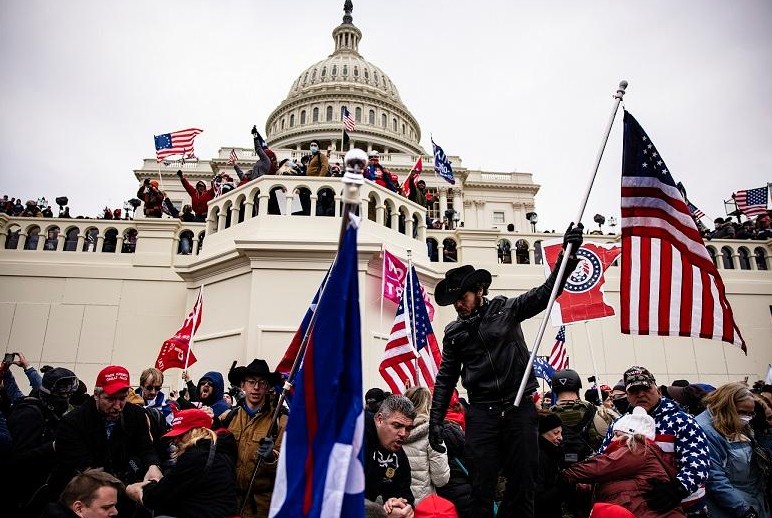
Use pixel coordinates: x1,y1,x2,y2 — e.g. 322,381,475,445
428,224,584,518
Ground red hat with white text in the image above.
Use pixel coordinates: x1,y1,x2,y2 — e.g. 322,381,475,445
95,365,131,395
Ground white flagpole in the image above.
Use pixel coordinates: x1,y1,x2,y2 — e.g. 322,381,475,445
181,285,203,390
407,249,420,387
583,322,604,406
515,80,628,406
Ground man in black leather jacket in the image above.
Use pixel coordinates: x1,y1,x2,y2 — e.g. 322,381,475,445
428,224,583,518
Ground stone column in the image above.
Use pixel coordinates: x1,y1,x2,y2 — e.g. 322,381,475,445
115,235,124,254
375,204,385,225
439,188,448,221
390,209,399,231
438,244,444,263
230,204,240,226
217,211,227,231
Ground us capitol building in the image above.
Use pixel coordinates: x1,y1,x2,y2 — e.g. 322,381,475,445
0,4,769,392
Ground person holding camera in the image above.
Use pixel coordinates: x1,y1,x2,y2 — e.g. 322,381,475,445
136,178,165,218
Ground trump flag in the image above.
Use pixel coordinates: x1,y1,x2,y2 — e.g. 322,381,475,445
270,216,364,517
155,289,202,371
542,240,621,325
381,249,435,321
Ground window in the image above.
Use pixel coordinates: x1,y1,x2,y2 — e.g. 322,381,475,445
368,109,375,124
738,247,751,270
402,123,406,135
720,246,734,269
326,106,333,122
300,110,306,125
493,212,505,224
754,247,768,270
311,69,316,80
381,114,387,127
332,65,337,76
515,239,530,264
353,66,359,77
355,107,362,122
289,114,295,127
321,67,326,77
364,68,369,79
281,118,285,130
392,118,397,132
374,71,379,83
313,107,319,122
497,239,512,264
343,65,348,76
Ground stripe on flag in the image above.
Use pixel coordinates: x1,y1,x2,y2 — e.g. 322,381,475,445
227,148,238,165
734,186,769,217
548,326,569,370
154,128,203,161
342,107,356,132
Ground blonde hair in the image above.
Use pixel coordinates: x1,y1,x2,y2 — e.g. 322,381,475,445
704,382,754,441
140,368,164,388
173,427,217,459
404,386,431,417
614,432,647,454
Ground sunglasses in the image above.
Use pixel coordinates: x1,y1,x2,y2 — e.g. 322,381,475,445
144,385,162,391
200,380,215,387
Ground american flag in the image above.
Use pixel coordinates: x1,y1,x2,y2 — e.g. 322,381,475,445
379,265,442,394
734,186,769,217
548,326,569,370
687,201,705,221
620,111,746,352
154,128,203,162
342,107,356,132
227,148,238,166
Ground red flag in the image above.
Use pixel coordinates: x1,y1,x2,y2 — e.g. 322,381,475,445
382,249,435,321
379,266,441,394
155,289,203,371
542,240,621,325
620,111,745,351
549,326,569,370
400,157,423,197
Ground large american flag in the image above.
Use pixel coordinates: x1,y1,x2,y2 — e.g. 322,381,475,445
379,266,442,394
154,128,203,161
734,186,769,217
549,326,569,370
620,111,746,352
342,107,356,132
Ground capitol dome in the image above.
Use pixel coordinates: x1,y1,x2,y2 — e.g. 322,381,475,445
265,4,424,155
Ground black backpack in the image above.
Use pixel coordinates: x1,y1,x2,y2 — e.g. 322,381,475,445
551,402,596,466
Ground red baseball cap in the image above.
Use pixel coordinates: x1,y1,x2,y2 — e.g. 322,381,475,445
95,365,131,395
164,409,213,438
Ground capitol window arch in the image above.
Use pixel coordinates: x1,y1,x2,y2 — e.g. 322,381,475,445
343,65,348,76
313,107,319,122
300,110,306,125
368,109,375,124
515,239,530,264
332,65,337,76
355,107,362,122
754,247,768,270
720,246,734,269
364,68,369,79
353,66,359,77
326,106,333,122
281,118,285,130
738,247,752,270
321,67,326,78
392,118,397,132
290,114,295,127
381,113,387,127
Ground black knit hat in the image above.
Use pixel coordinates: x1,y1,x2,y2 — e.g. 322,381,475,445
539,412,562,434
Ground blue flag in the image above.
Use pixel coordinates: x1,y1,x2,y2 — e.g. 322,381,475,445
533,356,555,385
270,217,364,518
432,138,455,185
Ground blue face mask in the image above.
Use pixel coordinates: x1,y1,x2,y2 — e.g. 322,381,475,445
310,146,319,154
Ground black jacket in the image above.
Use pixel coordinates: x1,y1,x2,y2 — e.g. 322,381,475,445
535,435,564,518
52,399,160,493
436,421,472,518
142,433,238,518
430,255,579,425
364,414,414,506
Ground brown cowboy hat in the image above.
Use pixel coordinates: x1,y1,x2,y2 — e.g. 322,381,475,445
435,265,492,306
228,359,281,387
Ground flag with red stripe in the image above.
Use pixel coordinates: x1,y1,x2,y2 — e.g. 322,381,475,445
620,110,745,352
227,148,238,165
549,326,569,370
733,186,769,217
379,265,441,393
154,128,202,161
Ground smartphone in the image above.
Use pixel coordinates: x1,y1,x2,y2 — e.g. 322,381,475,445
2,352,17,364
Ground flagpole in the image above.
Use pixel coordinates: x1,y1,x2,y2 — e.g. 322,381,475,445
379,244,386,339
515,80,628,407
181,285,203,391
583,322,604,406
239,149,366,517
407,249,419,387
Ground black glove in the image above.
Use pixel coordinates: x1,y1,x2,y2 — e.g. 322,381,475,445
176,170,183,177
741,507,760,518
562,223,584,255
644,479,687,513
258,436,275,460
428,423,446,453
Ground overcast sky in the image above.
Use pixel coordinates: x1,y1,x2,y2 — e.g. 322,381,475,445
1,0,770,231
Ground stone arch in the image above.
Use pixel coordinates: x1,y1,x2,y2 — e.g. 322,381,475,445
706,245,718,267
720,246,734,269
43,224,60,251
178,230,195,255
24,225,41,250
442,238,458,262
326,106,333,122
210,206,221,234
754,247,768,270
427,237,439,262
221,200,234,228
313,107,319,122
497,238,512,264
515,239,530,264
368,109,375,125
300,110,306,125
738,246,752,270
122,228,138,253
5,223,21,249
83,227,99,252
102,228,118,253
63,226,79,251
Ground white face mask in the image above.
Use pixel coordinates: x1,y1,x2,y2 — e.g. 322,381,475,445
739,415,753,424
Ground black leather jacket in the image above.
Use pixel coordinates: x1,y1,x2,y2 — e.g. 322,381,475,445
430,254,579,426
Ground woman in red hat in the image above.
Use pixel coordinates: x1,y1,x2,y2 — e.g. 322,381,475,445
125,408,238,518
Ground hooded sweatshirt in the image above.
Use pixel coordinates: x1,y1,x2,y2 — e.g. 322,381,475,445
195,372,229,417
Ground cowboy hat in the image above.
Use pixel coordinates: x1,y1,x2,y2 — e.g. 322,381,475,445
228,358,281,387
434,265,492,306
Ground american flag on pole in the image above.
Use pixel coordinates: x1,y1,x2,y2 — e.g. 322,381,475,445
687,201,705,221
549,326,569,370
342,107,356,132
379,265,442,394
733,186,769,217
620,111,746,352
154,128,203,162
227,148,238,166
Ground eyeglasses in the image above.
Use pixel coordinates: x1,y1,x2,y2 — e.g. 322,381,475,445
144,385,162,392
243,379,270,389
200,380,214,387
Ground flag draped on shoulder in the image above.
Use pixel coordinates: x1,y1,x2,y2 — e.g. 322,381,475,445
154,128,202,162
269,219,364,518
733,186,769,217
431,138,455,185
549,326,569,370
379,266,442,394
620,110,746,352
155,289,202,371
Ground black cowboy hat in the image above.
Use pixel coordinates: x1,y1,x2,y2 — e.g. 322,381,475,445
435,265,492,306
228,359,281,387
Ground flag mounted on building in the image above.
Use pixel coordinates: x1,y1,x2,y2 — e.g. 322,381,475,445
542,240,622,325
620,110,746,352
154,128,203,162
379,266,442,394
270,217,364,517
155,288,202,371
431,138,455,185
549,326,569,371
733,186,769,217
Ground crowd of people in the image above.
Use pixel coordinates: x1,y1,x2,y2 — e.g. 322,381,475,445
704,214,772,241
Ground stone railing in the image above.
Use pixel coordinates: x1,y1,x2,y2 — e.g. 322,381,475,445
203,174,428,242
